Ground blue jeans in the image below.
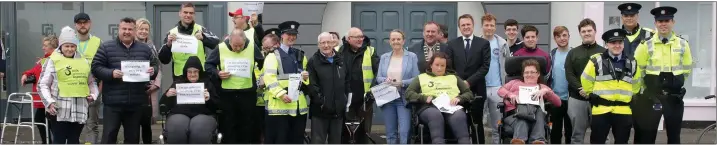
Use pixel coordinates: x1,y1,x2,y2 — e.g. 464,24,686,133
380,98,411,144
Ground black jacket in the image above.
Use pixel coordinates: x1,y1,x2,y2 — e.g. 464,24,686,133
442,36,491,97
160,56,219,118
91,38,159,106
158,21,220,70
205,39,264,93
306,50,349,118
408,40,448,73
337,36,379,93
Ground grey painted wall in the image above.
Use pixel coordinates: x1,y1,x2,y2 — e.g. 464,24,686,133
262,2,327,57
484,2,551,51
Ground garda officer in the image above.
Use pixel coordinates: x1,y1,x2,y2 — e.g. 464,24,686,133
262,21,310,144
617,3,654,57
581,29,642,144
159,2,220,81
633,6,692,144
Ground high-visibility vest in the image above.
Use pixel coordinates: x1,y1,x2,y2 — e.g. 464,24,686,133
262,49,309,116
581,53,641,115
170,24,206,76
634,32,692,77
245,27,256,49
417,73,460,98
623,26,653,57
335,46,376,94
50,52,91,97
255,62,265,106
79,36,102,62
218,42,255,89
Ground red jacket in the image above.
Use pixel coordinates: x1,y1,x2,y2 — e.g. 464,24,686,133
24,53,51,108
513,47,552,73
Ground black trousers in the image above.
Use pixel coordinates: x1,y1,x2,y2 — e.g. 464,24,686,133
219,91,257,144
101,105,143,144
48,116,83,144
590,113,632,144
264,114,307,144
311,116,343,144
470,96,486,144
34,108,52,144
139,104,153,144
250,105,266,144
549,99,572,144
632,93,684,144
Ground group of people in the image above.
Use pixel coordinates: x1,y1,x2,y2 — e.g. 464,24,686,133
16,2,692,144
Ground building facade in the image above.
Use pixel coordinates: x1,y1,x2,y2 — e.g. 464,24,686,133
1,1,715,124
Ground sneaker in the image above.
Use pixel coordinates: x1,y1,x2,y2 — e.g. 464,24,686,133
532,140,546,144
511,139,525,144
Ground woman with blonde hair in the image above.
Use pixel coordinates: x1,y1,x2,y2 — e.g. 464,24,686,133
21,34,58,144
136,17,161,144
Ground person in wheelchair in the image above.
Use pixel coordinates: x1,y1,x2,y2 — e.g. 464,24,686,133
497,59,562,144
405,52,474,144
159,56,220,144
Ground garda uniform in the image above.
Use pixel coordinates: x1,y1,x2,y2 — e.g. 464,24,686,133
617,3,655,57
581,29,641,144
262,21,310,144
632,6,691,144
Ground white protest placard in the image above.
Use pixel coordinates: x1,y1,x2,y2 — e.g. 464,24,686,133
288,73,302,102
370,83,400,107
432,93,463,114
121,60,150,82
243,2,265,14
171,34,198,54
224,58,251,78
176,83,205,104
518,86,540,105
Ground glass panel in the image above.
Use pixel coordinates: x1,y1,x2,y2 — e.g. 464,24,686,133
84,2,147,40
15,2,81,93
660,2,714,99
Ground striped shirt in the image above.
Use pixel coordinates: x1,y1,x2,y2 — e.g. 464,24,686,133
38,49,99,124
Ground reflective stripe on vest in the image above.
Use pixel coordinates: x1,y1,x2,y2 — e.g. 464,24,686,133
644,38,690,75
263,50,308,116
587,54,636,115
335,46,376,93
51,53,91,97
219,42,255,89
417,74,460,98
80,36,102,62
170,24,206,76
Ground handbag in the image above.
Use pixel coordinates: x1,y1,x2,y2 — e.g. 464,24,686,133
514,104,538,122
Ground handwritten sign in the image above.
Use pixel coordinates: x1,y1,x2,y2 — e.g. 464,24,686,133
176,83,205,104
518,86,540,105
288,74,302,102
224,58,251,78
171,34,198,54
370,83,400,107
121,60,150,82
244,2,264,14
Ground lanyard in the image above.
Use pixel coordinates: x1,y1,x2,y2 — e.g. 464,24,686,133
79,40,88,54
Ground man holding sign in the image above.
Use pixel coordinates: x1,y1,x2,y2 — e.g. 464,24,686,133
228,8,264,49
205,29,264,144
159,2,220,81
91,17,158,144
262,21,310,144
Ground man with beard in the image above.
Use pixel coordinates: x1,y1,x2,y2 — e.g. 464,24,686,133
337,27,379,144
159,2,220,81
409,22,447,73
73,12,103,144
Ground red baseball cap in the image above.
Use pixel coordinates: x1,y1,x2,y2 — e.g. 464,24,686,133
228,8,250,19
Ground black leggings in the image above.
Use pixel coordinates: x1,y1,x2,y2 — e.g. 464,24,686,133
418,107,470,144
48,117,84,144
34,108,52,144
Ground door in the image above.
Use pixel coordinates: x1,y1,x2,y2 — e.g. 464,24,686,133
151,5,208,99
353,3,457,55
352,2,457,125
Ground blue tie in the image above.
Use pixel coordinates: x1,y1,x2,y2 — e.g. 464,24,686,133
464,38,471,54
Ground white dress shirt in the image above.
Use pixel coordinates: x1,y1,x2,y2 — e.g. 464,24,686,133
462,34,474,50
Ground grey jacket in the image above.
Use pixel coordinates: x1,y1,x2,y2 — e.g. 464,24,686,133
478,34,510,85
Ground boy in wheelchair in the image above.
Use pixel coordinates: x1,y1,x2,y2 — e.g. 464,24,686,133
157,56,221,144
497,58,562,144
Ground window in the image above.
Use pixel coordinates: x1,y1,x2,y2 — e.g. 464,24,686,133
84,2,147,40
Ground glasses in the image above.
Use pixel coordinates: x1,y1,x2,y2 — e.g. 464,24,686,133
523,71,539,75
318,41,333,46
349,35,365,39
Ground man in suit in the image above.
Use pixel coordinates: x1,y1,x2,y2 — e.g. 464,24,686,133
408,21,448,73
442,14,491,144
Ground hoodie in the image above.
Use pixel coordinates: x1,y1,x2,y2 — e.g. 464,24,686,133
160,56,220,118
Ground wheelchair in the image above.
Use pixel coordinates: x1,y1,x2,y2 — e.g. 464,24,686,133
157,104,222,144
496,56,553,144
408,95,482,144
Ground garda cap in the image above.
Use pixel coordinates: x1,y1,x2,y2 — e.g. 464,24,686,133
650,6,678,21
278,21,300,35
617,3,642,15
264,28,281,36
602,29,627,43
